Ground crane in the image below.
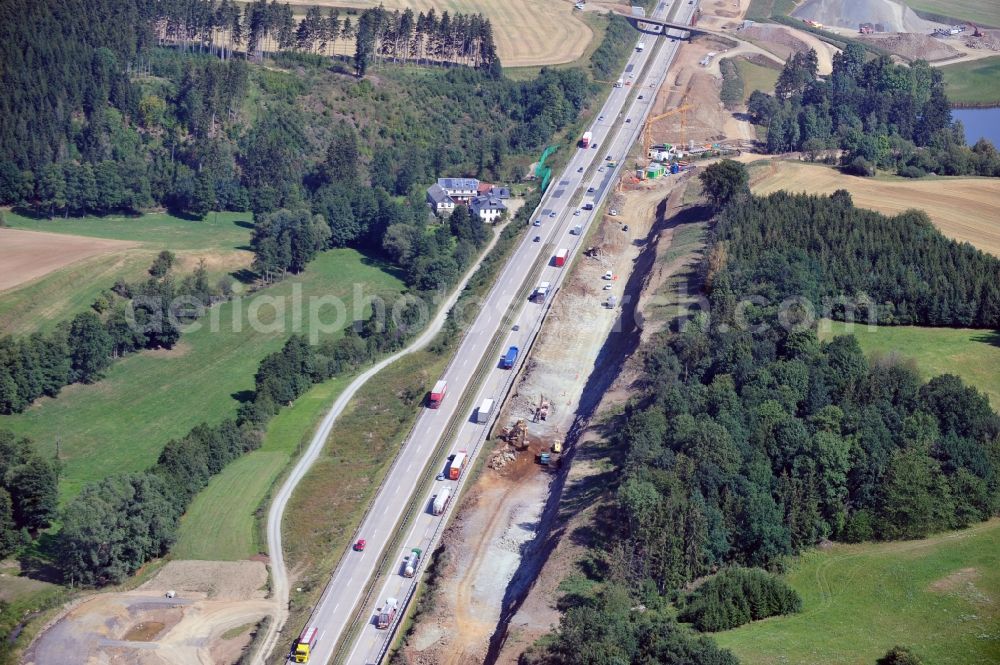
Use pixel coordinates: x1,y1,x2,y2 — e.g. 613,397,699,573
643,104,693,159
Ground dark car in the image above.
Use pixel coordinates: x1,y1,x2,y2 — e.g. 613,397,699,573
638,95,644,100
354,539,367,551
534,235,541,242
587,186,595,193
577,166,584,173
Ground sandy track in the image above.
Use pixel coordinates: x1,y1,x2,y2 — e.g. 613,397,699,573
0,227,136,293
286,0,593,68
751,160,1000,256
739,23,838,74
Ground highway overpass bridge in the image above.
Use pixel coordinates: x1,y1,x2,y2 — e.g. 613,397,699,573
606,4,729,41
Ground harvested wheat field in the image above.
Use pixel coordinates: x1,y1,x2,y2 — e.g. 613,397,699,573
752,161,1000,256
0,227,136,293
290,0,593,67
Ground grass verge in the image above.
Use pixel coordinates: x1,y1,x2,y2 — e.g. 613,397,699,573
940,56,1000,107
715,519,1000,665
735,58,781,103
172,373,355,560
276,349,449,659
818,320,1000,409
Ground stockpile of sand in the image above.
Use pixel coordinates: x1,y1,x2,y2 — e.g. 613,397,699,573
858,32,961,60
792,0,944,33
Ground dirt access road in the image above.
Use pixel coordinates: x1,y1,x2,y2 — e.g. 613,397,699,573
0,227,136,293
25,561,270,665
401,172,694,664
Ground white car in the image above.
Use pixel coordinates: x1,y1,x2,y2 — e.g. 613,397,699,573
574,209,581,216
603,284,612,290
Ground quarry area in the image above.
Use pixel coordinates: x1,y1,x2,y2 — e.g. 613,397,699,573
791,0,1000,63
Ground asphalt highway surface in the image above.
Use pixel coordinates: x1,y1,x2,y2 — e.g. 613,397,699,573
283,2,696,662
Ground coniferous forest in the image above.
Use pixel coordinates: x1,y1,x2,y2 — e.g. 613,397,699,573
0,0,619,589
526,162,1000,663
747,43,1000,177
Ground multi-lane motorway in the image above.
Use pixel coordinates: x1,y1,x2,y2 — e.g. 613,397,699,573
289,2,696,663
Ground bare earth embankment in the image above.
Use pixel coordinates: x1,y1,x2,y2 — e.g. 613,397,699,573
401,172,699,664
0,227,136,293
751,161,1000,256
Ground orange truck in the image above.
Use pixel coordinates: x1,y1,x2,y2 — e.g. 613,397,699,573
449,451,467,480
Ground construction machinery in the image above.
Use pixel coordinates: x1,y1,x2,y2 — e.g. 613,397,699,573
643,104,693,161
534,395,550,422
500,419,529,450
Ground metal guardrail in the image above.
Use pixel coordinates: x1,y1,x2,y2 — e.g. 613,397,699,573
366,260,560,665
339,235,553,664
324,15,686,663
352,25,686,665
364,15,692,662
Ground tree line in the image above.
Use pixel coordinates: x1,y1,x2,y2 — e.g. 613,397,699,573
0,431,59,559
527,161,1000,662
54,291,432,584
746,44,1000,177
148,0,500,72
54,184,545,585
0,252,223,415
708,188,1000,328
352,5,500,78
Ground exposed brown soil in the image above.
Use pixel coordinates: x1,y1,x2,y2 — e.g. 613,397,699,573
928,567,981,593
858,32,961,61
398,170,706,664
0,227,137,293
122,621,167,641
26,560,273,665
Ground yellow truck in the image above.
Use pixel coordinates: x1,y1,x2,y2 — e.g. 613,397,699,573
293,626,318,662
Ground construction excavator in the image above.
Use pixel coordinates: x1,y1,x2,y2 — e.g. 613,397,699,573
500,419,528,450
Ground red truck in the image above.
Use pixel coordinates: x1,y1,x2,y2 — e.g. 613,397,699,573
429,380,447,409
449,451,467,480
377,598,398,629
554,248,568,267
580,131,592,148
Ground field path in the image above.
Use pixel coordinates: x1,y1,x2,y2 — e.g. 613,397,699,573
256,221,512,664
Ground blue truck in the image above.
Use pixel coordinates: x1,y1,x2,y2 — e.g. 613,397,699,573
501,346,519,369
